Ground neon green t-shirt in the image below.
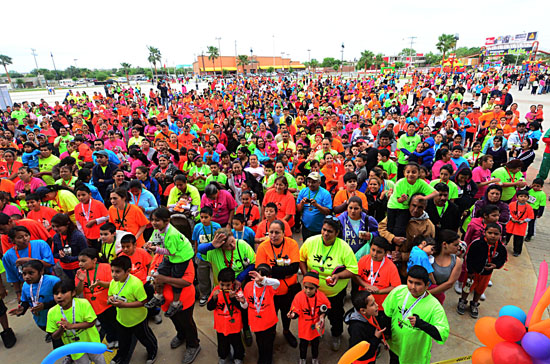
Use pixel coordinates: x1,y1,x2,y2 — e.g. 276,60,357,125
378,160,398,182
55,135,74,154
266,172,297,189
491,167,523,201
55,176,78,189
397,134,421,165
205,239,256,285
46,298,100,360
167,183,201,214
206,173,228,186
429,179,459,200
382,285,449,364
188,165,211,191
108,274,147,327
39,155,61,185
528,189,547,210
149,224,194,263
56,190,80,219
299,236,358,297
387,178,435,210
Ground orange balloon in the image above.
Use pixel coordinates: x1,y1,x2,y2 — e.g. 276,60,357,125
472,347,495,364
337,341,370,364
529,319,550,339
530,287,550,326
475,317,505,348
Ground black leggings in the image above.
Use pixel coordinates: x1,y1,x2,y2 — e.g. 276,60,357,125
116,319,158,362
299,337,320,360
327,289,346,337
217,332,244,360
274,292,294,331
97,306,118,343
169,304,200,348
386,208,410,238
506,234,525,255
255,324,277,364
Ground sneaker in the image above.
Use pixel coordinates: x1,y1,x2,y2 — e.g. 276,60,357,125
488,280,493,287
454,280,462,294
146,353,157,364
234,360,243,364
170,335,184,349
199,295,209,307
331,335,341,351
470,301,480,318
145,296,165,309
114,341,119,349
107,341,117,349
457,299,467,315
218,359,225,364
480,293,486,301
0,328,16,348
299,360,307,364
165,301,183,318
525,236,532,242
243,327,253,347
513,253,520,257
312,359,320,364
182,346,201,364
153,313,163,324
283,330,298,348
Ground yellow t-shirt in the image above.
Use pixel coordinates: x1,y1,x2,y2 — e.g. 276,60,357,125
108,274,147,327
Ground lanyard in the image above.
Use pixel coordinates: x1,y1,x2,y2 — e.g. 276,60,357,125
221,290,234,318
270,239,285,259
31,275,44,307
505,168,515,183
60,300,77,337
362,313,387,345
235,229,244,241
437,202,448,218
514,204,527,220
202,225,213,242
223,249,234,268
320,241,335,268
116,275,131,297
102,243,115,260
308,189,319,201
401,292,427,321
81,201,92,222
132,191,141,206
60,234,70,248
15,243,31,259
487,242,499,263
116,203,129,228
369,257,385,286
253,284,267,315
305,294,317,318
86,264,99,298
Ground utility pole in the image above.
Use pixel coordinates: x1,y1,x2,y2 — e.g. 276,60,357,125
341,43,344,76
215,37,222,76
31,48,43,87
50,52,59,81
272,35,275,70
234,40,238,75
250,48,254,74
307,49,311,74
406,36,417,67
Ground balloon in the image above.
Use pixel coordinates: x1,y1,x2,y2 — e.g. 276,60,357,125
495,316,527,342
530,286,550,326
42,342,108,364
475,317,505,348
532,358,550,364
527,262,548,326
492,342,532,364
337,341,370,364
472,347,494,364
500,305,528,325
522,332,550,359
529,319,550,339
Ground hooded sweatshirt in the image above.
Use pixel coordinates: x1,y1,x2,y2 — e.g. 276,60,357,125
344,308,382,363
472,188,511,225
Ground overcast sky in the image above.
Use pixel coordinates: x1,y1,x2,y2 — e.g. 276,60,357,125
3,0,548,72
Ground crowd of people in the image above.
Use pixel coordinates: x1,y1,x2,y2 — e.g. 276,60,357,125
0,67,547,364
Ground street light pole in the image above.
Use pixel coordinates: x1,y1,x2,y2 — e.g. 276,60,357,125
31,48,43,87
50,52,59,81
307,49,311,74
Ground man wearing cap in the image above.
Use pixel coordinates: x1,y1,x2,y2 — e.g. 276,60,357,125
297,172,333,241
92,150,119,201
178,124,196,150
155,122,174,142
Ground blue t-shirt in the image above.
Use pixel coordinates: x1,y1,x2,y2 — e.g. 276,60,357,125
2,240,55,283
192,222,222,245
21,274,60,327
22,149,41,169
297,187,333,232
203,151,220,163
232,227,256,249
407,246,434,274
450,156,469,170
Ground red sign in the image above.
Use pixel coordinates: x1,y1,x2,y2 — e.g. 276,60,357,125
416,53,424,57
485,37,495,45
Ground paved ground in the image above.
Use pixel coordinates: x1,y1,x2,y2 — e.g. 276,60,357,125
1,84,550,363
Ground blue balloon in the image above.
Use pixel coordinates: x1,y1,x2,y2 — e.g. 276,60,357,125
41,342,108,364
522,332,550,360
499,305,527,325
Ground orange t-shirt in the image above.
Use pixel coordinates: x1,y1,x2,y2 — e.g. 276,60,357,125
27,206,59,237
0,179,15,197
235,204,261,233
256,219,292,240
321,164,344,193
244,281,278,332
108,204,149,247
262,190,296,227
357,255,401,309
290,290,331,340
74,263,112,314
255,238,300,295
119,248,152,283
78,143,94,163
75,199,109,240
333,190,368,215
152,254,196,311
208,285,244,335
1,218,51,254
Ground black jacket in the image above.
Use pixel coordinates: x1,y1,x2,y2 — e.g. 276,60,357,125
344,308,382,362
426,200,461,233
466,238,507,275
92,162,119,200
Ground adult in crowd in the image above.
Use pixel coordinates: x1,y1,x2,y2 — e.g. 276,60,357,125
297,172,333,240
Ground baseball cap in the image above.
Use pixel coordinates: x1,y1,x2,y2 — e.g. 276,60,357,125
93,150,109,157
307,172,321,181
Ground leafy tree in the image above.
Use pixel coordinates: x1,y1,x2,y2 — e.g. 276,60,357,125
147,46,162,80
321,57,341,68
120,62,131,83
16,78,24,88
266,66,275,73
0,55,13,83
424,52,442,66
436,34,457,60
394,62,406,69
65,66,81,79
207,46,219,75
95,72,109,81
374,54,385,69
237,55,249,74
503,54,528,65
356,50,375,70
398,48,417,57
8,71,24,78
454,47,481,58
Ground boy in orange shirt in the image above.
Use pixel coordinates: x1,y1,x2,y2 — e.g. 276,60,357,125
333,172,368,215
207,268,247,364
288,272,330,364
26,193,58,237
243,265,280,364
118,234,152,284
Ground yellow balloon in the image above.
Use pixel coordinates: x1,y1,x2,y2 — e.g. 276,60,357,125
338,341,371,364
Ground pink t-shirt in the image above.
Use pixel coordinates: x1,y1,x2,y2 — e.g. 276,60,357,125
14,178,46,195
431,160,457,179
2,204,21,216
472,166,492,198
200,189,237,226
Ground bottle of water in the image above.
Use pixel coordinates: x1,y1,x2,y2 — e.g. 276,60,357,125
463,278,474,294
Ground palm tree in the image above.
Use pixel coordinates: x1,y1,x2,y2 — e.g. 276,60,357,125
436,34,457,61
120,62,131,83
357,50,375,71
147,46,162,80
0,55,13,84
207,46,219,75
237,55,249,74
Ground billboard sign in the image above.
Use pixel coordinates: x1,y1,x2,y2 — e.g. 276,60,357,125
486,32,537,46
